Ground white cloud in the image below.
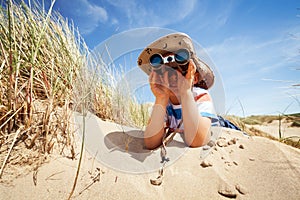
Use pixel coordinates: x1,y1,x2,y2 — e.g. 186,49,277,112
105,0,197,27
111,18,119,25
214,1,234,27
184,0,237,32
78,0,108,34
56,0,108,34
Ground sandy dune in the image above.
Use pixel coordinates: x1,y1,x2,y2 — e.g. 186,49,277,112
0,112,299,200
251,120,299,139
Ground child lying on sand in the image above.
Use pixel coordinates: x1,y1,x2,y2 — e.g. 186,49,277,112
137,33,217,149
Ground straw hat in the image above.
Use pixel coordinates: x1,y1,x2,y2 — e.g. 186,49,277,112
137,33,214,89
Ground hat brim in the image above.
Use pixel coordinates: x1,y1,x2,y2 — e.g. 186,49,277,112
137,33,214,89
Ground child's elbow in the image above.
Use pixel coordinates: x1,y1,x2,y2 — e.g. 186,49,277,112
188,128,210,148
144,138,160,150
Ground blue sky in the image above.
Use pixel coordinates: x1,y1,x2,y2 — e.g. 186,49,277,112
35,0,300,116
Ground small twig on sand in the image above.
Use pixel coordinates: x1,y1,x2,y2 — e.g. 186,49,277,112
45,171,65,181
0,128,22,178
78,168,101,195
33,169,38,186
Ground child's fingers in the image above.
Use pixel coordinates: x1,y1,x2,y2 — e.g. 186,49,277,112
150,71,160,84
163,71,169,87
186,59,196,79
149,71,154,83
176,70,185,86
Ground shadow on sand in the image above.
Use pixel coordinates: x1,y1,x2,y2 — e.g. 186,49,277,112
104,129,187,162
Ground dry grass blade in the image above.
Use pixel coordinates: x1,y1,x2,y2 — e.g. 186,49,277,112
68,111,86,200
0,127,22,178
0,104,24,130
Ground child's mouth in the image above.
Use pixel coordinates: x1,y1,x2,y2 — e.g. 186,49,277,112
168,70,178,88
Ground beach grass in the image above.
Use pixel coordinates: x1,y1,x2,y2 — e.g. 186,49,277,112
0,0,87,179
0,0,149,185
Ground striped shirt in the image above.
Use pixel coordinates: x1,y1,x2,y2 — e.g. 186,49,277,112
165,87,217,130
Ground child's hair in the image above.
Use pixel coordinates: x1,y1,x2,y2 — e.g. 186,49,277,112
194,71,209,89
194,80,208,89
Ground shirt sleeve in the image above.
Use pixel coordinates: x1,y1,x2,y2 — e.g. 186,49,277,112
193,87,218,122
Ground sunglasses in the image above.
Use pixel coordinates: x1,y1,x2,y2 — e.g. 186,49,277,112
149,49,190,74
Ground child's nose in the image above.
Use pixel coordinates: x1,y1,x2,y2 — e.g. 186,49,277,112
168,71,178,81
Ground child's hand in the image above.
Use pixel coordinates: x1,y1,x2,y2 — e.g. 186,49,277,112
149,71,170,104
177,59,196,96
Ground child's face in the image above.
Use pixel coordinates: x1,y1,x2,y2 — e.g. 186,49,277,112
168,68,178,88
165,66,181,100
165,64,199,102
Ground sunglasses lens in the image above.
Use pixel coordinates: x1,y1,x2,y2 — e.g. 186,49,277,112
175,49,190,64
149,54,163,68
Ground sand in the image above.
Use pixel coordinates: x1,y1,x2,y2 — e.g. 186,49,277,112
0,112,299,200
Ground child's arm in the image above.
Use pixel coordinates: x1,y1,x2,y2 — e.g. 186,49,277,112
178,60,211,147
181,91,211,147
144,72,169,149
144,100,167,149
